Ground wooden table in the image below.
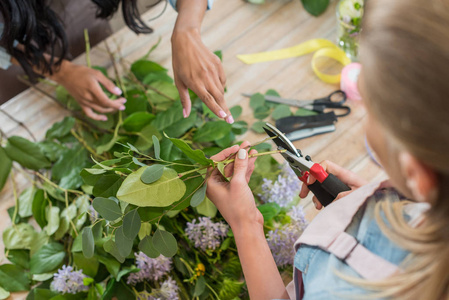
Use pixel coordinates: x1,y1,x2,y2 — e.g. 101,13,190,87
0,0,386,297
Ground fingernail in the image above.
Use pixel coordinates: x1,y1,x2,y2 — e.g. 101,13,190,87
121,99,127,104
226,115,234,124
238,149,246,160
113,87,122,95
313,201,318,209
101,116,108,121
307,176,312,185
119,106,126,111
183,108,188,118
219,110,227,118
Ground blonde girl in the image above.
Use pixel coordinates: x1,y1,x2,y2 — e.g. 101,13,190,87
206,0,449,299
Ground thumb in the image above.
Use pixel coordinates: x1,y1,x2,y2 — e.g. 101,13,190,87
232,148,248,182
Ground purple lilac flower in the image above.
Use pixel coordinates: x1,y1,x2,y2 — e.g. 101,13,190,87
185,217,229,251
50,265,90,294
88,205,98,224
127,252,172,285
259,163,301,207
136,277,179,300
266,206,308,267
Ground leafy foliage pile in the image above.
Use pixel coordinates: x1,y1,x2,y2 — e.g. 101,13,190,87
0,47,299,300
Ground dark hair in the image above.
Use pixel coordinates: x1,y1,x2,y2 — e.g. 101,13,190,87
92,0,161,34
0,0,68,81
0,0,159,81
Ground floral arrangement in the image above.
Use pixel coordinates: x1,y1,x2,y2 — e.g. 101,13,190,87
336,0,364,60
0,43,308,299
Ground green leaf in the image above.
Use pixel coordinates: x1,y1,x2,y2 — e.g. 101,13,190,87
272,104,292,120
231,121,248,135
31,273,53,281
45,117,75,140
73,252,99,277
194,276,206,297
118,167,186,207
193,121,232,142
152,102,184,131
168,137,213,166
122,209,141,240
301,0,330,16
152,135,161,159
0,287,10,300
103,238,126,264
3,224,37,250
252,121,267,133
230,105,242,119
257,202,281,221
82,227,95,259
18,187,35,218
164,109,197,138
190,183,207,207
115,226,133,257
29,231,49,257
159,137,184,161
4,136,51,170
0,264,30,292
52,145,88,189
131,60,167,81
252,142,272,152
122,112,155,132
32,189,48,229
152,229,178,257
135,124,161,151
0,147,12,191
92,197,122,221
142,71,173,84
140,164,164,184
124,89,148,115
30,243,65,274
38,141,67,162
45,206,60,236
92,174,124,198
7,250,30,269
215,131,235,148
250,93,266,110
254,106,271,119
138,235,160,258
295,107,318,116
196,197,217,218
138,223,152,240
29,288,59,300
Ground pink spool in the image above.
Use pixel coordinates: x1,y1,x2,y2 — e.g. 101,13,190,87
340,62,362,101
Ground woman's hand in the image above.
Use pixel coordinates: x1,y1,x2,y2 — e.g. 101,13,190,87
300,160,368,210
171,0,232,123
206,142,262,229
51,61,127,121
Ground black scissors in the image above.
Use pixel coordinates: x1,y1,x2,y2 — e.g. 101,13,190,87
243,90,351,117
263,123,351,207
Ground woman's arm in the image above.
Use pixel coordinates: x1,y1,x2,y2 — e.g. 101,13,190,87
171,0,233,123
207,143,289,300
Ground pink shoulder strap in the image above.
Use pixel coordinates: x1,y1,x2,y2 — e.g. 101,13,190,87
286,181,399,300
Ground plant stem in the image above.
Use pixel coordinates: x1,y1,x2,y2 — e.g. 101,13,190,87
34,171,84,195
205,282,220,300
10,169,19,227
84,29,91,68
71,129,107,161
104,40,126,97
0,108,36,141
216,149,286,166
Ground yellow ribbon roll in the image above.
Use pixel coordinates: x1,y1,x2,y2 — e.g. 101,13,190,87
237,38,351,84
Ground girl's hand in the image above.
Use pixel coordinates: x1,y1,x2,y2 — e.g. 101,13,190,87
171,28,232,123
206,142,262,229
300,160,368,210
51,61,127,121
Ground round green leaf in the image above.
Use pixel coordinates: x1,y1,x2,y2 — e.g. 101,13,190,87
230,105,243,119
103,238,126,263
193,276,206,297
115,226,133,258
117,167,186,207
272,104,292,120
0,264,30,292
30,243,65,274
141,164,164,184
82,227,95,259
249,93,266,110
152,229,178,257
122,209,141,240
190,183,207,207
138,236,160,258
92,197,122,221
138,223,152,240
251,121,267,133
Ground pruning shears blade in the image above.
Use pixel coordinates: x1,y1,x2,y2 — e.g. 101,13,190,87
263,123,300,157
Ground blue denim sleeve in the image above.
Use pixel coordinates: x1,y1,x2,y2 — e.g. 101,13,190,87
168,0,214,11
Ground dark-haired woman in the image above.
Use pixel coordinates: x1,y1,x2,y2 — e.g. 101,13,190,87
0,0,231,123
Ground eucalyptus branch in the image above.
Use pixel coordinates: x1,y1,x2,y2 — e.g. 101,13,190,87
34,171,84,196
84,29,91,68
0,108,36,142
70,129,107,161
215,149,286,166
104,40,126,97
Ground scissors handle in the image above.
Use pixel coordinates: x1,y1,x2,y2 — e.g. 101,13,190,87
314,90,347,105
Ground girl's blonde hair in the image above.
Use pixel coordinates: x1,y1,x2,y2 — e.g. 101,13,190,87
356,0,449,299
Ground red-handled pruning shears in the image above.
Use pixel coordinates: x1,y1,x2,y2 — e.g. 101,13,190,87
263,123,350,207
